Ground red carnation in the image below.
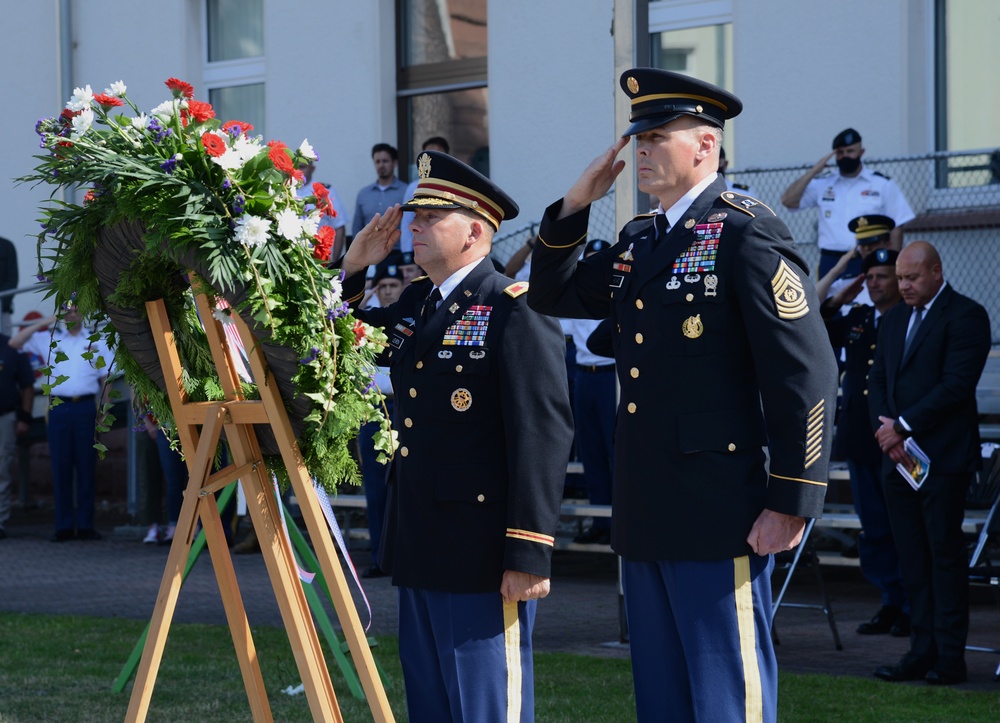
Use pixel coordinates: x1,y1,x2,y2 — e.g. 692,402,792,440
313,226,336,261
222,120,254,136
165,77,195,99
312,182,337,216
60,108,81,123
268,140,294,174
83,189,97,204
291,168,305,182
186,100,215,123
352,319,367,344
93,93,124,108
201,132,227,157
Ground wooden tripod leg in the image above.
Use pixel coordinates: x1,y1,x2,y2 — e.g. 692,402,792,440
233,316,394,722
224,419,343,723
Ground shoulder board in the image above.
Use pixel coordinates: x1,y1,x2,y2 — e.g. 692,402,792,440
873,170,890,179
504,281,529,298
411,275,429,283
631,212,656,222
732,182,749,190
720,191,776,219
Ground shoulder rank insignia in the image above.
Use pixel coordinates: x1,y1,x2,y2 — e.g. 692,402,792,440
771,259,809,320
504,281,529,298
721,192,776,218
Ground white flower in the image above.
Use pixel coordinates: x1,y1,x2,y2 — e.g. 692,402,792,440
130,113,148,130
104,80,127,97
328,276,344,303
211,307,234,326
66,85,94,111
274,207,305,241
70,108,95,139
212,135,261,171
234,214,272,248
301,211,321,238
150,100,176,120
297,139,317,161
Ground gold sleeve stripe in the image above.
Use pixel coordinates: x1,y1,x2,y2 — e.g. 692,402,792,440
539,230,587,250
805,399,825,469
506,529,555,546
734,556,764,722
503,601,523,723
808,399,825,416
770,472,827,488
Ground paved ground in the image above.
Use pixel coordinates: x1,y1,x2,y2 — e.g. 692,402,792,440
2,506,998,691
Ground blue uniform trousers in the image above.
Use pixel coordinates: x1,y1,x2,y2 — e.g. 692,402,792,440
847,459,906,608
622,555,777,723
572,366,615,531
359,399,393,564
47,398,98,533
398,586,536,723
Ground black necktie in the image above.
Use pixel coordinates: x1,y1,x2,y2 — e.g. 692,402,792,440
903,306,924,356
654,214,669,240
421,288,441,323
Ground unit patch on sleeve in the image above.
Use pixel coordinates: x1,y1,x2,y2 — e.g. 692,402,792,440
443,305,492,346
771,259,809,320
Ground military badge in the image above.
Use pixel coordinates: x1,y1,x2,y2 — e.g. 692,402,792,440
443,305,491,346
684,218,696,229
438,350,453,358
469,349,486,360
610,274,625,288
682,314,703,339
666,276,681,290
705,274,719,297
613,262,631,272
771,259,809,320
707,212,727,222
672,223,722,275
448,302,460,314
619,243,635,261
684,273,700,284
451,388,472,412
418,152,432,179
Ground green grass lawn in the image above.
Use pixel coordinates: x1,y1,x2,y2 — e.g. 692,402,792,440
0,612,997,722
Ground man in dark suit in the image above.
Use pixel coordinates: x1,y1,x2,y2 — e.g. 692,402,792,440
822,247,909,636
339,151,574,722
528,68,839,722
869,241,991,685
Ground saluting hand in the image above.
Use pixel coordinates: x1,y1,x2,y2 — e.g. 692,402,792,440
747,509,806,556
500,570,551,603
559,137,629,219
341,204,403,276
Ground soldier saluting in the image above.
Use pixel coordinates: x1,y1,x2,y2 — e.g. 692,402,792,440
528,68,838,722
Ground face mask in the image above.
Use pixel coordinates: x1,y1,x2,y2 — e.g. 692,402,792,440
836,156,861,174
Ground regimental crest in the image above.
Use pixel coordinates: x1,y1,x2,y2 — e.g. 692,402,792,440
771,259,809,320
418,152,432,179
627,76,639,94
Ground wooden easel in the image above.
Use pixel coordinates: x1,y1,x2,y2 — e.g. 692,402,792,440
125,287,393,722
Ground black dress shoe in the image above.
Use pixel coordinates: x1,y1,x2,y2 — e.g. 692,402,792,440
76,529,103,541
361,566,386,579
573,528,611,545
926,669,966,685
873,662,929,682
857,605,902,635
50,529,75,542
889,614,911,638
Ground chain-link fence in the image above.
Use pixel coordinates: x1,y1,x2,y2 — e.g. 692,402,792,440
492,149,1000,343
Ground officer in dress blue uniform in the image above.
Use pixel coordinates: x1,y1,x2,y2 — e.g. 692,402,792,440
527,68,839,722
338,151,574,723
822,247,910,636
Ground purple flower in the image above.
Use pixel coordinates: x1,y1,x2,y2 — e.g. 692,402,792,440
326,302,350,320
232,194,245,215
160,157,178,174
222,178,231,190
299,347,320,364
363,376,376,394
35,274,51,284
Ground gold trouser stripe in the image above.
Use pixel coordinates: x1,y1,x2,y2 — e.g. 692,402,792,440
734,556,763,723
503,600,522,723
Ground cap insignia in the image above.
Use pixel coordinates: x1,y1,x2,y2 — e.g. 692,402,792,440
857,216,868,228
771,259,809,320
418,152,432,179
627,76,639,94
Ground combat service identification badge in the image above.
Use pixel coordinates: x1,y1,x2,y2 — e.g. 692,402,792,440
451,388,472,412
771,259,809,320
682,314,703,339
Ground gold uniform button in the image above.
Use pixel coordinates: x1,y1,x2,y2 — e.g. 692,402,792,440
868,359,874,366
627,402,637,413
416,361,424,369
456,364,463,373
727,443,736,452
635,299,644,310
404,418,413,428
863,389,869,396
409,388,417,398
870,344,877,350
686,293,694,302
630,367,639,378
477,494,485,502
400,447,409,457
635,333,644,344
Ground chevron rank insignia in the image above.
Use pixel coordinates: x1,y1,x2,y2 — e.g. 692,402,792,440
504,281,529,298
771,259,809,320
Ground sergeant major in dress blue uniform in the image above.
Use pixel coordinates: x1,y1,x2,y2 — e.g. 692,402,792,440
338,151,574,723
528,68,839,722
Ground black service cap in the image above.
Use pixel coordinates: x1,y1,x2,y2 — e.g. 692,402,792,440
620,68,742,137
832,128,862,149
848,215,895,245
402,151,518,230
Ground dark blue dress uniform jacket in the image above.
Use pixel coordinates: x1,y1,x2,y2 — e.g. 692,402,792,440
345,257,574,593
528,176,839,562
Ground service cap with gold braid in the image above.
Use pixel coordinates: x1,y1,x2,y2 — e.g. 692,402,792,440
848,214,895,246
620,68,743,137
401,150,518,231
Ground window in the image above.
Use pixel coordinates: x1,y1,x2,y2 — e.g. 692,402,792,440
203,0,265,137
397,0,488,179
